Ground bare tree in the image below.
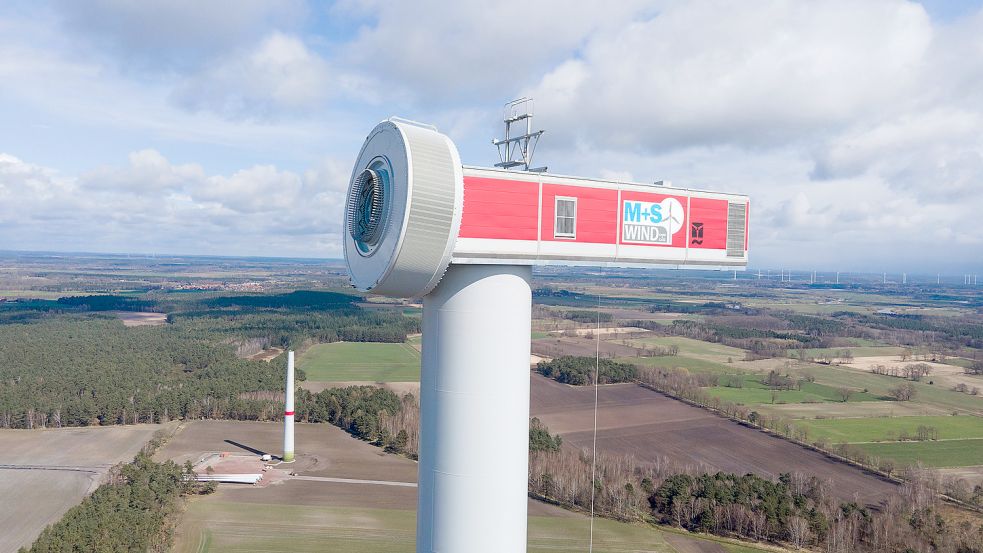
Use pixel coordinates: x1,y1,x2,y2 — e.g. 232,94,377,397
904,363,932,381
837,387,854,402
786,515,811,548
889,383,917,401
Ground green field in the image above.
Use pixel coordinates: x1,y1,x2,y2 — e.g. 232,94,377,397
704,374,881,405
857,439,983,468
631,335,746,359
795,415,983,443
0,289,87,299
843,338,889,347
794,364,983,416
794,346,908,359
174,501,774,553
299,342,420,382
621,355,736,375
942,357,975,369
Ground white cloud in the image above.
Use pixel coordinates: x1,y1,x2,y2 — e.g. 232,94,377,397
1,150,349,257
527,0,934,150
338,0,655,104
171,32,333,120
52,0,306,71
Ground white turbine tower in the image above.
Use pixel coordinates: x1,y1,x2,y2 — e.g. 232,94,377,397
283,351,295,463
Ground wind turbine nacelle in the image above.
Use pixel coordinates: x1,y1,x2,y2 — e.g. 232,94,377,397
344,118,750,298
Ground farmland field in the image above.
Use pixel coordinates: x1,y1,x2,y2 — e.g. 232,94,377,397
795,415,983,443
173,498,767,553
174,501,675,553
783,363,983,416
631,336,746,359
843,356,983,393
167,420,772,553
155,419,417,483
534,336,643,359
857,439,983,468
622,355,735,375
795,346,908,359
110,311,168,326
759,400,954,419
0,424,165,552
298,342,421,382
704,374,882,405
529,374,898,505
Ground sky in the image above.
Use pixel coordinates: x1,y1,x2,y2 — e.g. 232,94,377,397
1,0,982,273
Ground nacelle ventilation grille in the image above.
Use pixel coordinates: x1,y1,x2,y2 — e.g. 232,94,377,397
726,202,747,258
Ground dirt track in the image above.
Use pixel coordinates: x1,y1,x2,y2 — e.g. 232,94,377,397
530,374,899,506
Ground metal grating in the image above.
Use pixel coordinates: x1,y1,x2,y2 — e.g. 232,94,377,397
726,202,747,257
347,169,385,248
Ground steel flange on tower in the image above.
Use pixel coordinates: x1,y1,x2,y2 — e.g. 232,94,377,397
343,118,750,553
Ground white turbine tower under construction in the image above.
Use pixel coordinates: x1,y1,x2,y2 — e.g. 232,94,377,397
341,111,750,552
283,351,295,463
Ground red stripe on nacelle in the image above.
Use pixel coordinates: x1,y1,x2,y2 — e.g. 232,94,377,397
459,177,538,240
689,197,728,250
284,411,294,416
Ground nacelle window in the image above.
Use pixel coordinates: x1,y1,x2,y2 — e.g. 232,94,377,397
554,197,577,239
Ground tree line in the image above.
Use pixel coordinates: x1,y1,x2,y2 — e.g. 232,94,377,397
528,439,983,552
291,385,420,458
535,356,637,385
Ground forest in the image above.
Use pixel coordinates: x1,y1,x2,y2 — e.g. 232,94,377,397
0,290,418,429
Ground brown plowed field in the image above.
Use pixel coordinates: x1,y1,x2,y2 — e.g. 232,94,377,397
155,419,417,483
530,374,898,506
533,336,642,358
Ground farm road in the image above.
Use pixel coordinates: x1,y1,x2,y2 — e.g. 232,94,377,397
290,474,417,487
0,463,110,473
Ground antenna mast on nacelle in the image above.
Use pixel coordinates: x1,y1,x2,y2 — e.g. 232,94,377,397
493,98,546,172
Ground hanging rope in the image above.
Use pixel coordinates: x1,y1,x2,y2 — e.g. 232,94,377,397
588,292,601,552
